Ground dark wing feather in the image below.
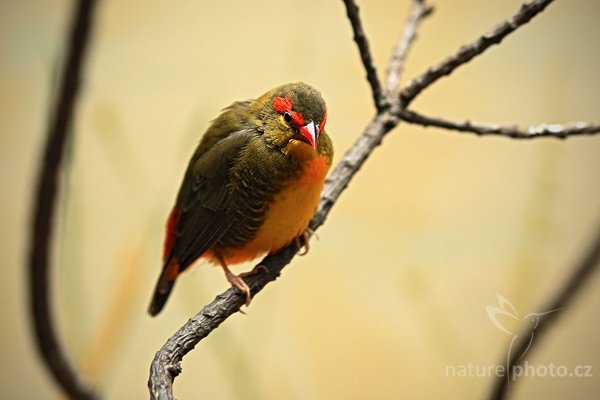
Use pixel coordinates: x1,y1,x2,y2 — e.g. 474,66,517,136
150,101,257,315
168,130,256,270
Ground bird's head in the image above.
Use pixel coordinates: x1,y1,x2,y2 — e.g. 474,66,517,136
250,82,328,154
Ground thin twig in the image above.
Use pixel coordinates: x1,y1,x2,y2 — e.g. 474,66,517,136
384,0,433,98
399,109,600,139
148,0,600,398
27,0,98,399
342,0,385,110
399,0,555,108
490,223,600,400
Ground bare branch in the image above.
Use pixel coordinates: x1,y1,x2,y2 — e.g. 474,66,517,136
149,2,433,397
490,223,600,399
399,109,600,139
342,0,385,110
149,288,250,399
149,0,599,398
148,240,300,399
384,0,433,97
311,113,400,226
27,0,98,399
149,111,402,400
400,0,555,108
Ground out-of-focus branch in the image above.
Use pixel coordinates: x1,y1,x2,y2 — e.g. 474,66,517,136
399,109,600,139
27,0,98,399
384,0,433,97
400,0,555,108
341,0,385,110
490,223,600,400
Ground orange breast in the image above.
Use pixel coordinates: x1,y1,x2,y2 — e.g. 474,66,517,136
216,155,330,265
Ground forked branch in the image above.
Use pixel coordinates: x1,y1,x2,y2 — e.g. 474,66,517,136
385,0,433,97
400,0,555,108
149,0,600,399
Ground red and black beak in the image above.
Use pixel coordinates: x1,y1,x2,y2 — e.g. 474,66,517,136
297,121,318,149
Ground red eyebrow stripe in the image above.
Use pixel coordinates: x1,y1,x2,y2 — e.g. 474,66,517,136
318,107,328,133
291,111,304,127
273,96,305,127
273,96,292,113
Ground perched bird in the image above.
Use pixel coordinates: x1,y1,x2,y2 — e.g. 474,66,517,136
148,82,333,316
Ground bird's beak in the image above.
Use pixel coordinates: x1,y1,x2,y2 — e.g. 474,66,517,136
298,121,318,149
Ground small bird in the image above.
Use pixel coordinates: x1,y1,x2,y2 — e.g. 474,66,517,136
148,82,333,316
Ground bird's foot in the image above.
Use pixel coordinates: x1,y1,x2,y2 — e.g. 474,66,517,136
225,270,252,306
218,257,252,306
296,228,318,256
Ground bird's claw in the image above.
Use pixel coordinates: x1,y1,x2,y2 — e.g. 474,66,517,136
217,252,252,306
224,268,252,306
230,275,252,306
296,228,317,256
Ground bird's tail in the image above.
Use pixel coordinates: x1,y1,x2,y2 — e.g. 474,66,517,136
148,259,179,316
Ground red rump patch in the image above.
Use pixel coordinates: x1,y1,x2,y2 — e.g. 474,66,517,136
164,259,180,281
163,207,180,261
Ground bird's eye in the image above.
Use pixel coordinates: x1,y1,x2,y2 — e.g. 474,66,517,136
283,112,293,126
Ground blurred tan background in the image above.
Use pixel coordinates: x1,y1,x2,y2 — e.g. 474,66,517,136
2,0,600,398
